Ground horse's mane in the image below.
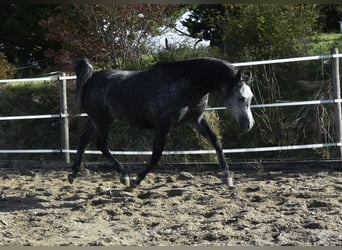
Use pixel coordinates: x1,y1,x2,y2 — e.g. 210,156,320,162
152,57,238,90
153,57,233,71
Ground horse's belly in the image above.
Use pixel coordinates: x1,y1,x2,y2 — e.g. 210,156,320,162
108,93,207,129
112,110,155,129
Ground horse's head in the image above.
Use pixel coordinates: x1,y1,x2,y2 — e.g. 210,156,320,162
224,70,255,131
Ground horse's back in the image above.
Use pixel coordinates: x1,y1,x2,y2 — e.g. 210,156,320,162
82,69,154,127
82,67,209,128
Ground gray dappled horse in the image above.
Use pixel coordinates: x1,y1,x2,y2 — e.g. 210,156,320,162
68,57,254,188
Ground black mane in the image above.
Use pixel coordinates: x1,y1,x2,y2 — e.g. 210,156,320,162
152,57,238,90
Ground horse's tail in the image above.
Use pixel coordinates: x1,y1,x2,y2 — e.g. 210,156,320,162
74,57,93,113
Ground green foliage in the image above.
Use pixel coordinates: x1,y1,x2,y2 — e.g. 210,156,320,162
0,3,339,78
181,5,226,48
183,4,319,61
318,4,342,33
309,33,342,55
153,45,222,63
0,81,61,160
123,45,223,71
0,4,58,72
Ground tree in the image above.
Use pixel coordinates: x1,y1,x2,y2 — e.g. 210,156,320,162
318,4,342,32
180,4,226,49
182,4,319,61
40,4,180,71
0,4,58,73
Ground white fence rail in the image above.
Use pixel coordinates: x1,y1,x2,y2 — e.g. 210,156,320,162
1,99,342,121
1,51,342,162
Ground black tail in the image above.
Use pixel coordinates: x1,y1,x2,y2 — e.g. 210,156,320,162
74,57,93,113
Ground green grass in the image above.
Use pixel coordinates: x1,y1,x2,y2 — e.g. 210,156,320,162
0,81,53,89
309,33,342,55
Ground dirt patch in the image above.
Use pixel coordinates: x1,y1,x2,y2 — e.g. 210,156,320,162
0,162,341,246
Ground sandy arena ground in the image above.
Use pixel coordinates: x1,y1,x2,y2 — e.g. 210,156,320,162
0,161,341,246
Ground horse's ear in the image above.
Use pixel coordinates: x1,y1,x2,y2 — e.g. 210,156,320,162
245,70,252,84
235,70,242,82
238,69,252,85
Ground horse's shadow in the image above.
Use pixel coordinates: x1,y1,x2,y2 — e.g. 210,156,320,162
0,196,47,212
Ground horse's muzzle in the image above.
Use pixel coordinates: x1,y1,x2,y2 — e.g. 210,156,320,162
239,116,254,131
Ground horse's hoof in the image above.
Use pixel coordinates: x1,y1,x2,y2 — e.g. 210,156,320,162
129,178,139,188
223,177,234,187
67,174,75,184
120,175,130,186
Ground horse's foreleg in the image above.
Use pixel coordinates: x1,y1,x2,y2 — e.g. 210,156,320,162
132,127,169,187
68,120,97,184
194,117,233,187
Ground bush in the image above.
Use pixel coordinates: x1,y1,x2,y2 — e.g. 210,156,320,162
0,81,61,160
153,45,222,62
0,54,16,79
183,5,319,62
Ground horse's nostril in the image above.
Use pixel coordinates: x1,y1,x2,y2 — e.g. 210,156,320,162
239,117,254,131
239,117,248,130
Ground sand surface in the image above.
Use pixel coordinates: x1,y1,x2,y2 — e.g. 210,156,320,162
0,162,341,246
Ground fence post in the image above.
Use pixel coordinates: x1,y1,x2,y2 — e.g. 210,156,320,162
331,48,342,159
59,72,70,163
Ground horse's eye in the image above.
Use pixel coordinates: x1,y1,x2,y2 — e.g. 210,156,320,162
239,97,245,102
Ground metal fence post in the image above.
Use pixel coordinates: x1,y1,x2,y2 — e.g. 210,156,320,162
59,72,70,163
331,48,342,159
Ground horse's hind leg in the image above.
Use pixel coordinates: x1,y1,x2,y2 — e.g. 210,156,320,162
132,127,170,187
68,120,97,184
194,117,233,187
95,122,130,186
